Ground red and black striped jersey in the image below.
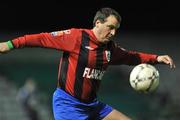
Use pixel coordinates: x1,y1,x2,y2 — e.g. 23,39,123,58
11,28,158,102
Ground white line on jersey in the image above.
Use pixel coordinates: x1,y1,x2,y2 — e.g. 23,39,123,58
85,46,95,50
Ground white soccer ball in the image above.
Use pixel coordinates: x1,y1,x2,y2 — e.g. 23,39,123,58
129,63,160,93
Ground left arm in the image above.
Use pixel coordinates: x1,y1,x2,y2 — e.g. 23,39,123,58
109,43,176,68
110,47,158,65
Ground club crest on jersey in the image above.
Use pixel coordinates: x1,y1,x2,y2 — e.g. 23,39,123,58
105,50,111,62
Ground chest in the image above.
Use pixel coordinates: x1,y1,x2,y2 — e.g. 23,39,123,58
76,45,111,69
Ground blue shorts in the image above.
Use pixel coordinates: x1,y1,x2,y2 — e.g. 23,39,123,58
52,88,112,120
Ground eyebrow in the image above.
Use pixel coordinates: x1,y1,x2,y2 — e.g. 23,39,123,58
107,24,120,29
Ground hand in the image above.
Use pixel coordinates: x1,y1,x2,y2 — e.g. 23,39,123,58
0,42,10,53
157,55,176,68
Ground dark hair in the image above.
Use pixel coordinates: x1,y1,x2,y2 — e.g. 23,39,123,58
93,7,122,27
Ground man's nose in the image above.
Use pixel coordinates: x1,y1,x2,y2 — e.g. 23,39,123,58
110,29,116,36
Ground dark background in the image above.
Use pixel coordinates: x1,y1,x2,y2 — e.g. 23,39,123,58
0,1,180,120
0,0,180,32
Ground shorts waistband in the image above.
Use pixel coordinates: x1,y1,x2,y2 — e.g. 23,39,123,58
55,88,97,104
56,88,77,101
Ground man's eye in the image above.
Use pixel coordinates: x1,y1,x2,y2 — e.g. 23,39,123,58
107,25,115,29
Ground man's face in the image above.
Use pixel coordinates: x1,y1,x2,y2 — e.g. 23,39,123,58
95,15,120,43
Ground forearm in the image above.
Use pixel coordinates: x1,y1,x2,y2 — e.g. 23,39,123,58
137,52,158,64
12,34,47,48
122,51,158,65
12,33,63,50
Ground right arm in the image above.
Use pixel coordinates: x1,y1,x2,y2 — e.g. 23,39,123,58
0,29,78,53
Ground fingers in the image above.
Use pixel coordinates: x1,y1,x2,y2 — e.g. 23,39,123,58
165,55,176,68
157,55,176,68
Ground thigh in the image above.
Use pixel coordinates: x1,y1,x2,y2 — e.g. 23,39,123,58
102,109,131,120
53,100,88,120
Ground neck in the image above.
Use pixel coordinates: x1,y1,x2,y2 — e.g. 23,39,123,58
92,28,101,42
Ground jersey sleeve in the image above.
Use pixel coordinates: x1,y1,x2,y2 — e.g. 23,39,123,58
11,29,77,52
109,42,158,65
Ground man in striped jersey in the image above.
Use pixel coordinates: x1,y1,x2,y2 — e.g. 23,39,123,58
0,7,175,120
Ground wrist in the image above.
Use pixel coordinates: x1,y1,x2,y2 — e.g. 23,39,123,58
6,41,14,49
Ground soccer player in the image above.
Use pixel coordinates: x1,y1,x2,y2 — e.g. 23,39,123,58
0,7,175,120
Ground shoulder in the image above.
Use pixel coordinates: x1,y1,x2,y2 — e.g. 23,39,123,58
70,28,87,33
108,41,127,51
64,28,90,36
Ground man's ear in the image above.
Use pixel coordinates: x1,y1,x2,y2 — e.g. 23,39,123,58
95,20,101,28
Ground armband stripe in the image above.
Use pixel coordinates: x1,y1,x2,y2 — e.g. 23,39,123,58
6,41,14,49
